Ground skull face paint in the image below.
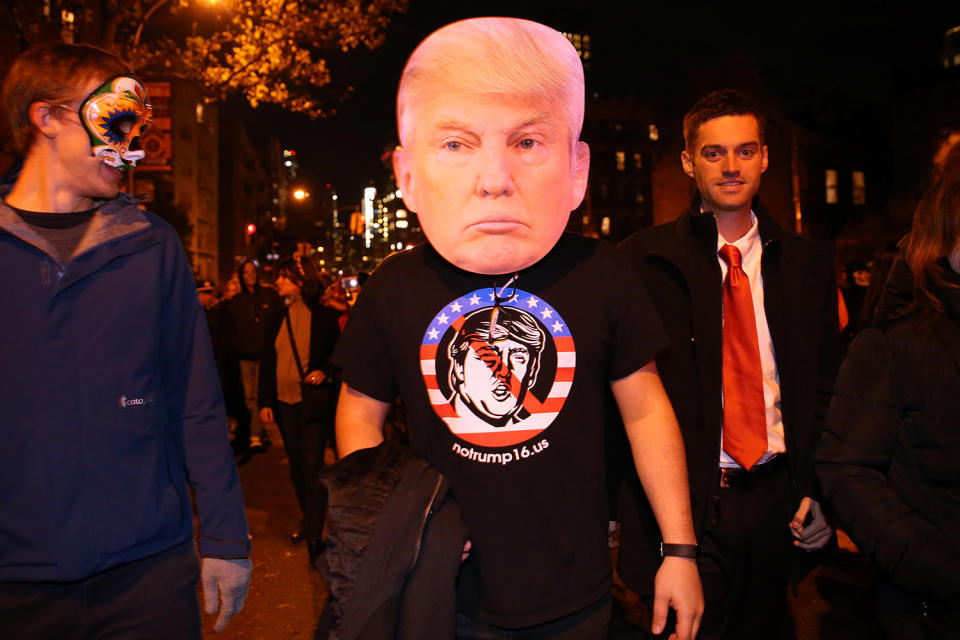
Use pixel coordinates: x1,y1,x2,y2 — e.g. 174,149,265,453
78,76,153,169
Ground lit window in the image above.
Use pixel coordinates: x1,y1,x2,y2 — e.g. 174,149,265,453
852,171,866,205
615,151,626,172
195,103,204,124
826,170,838,204
635,189,645,204
601,217,611,235
649,124,659,141
633,152,643,169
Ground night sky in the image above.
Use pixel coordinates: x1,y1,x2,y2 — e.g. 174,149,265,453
222,2,959,205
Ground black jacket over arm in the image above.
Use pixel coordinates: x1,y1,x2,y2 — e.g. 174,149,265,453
315,441,468,640
615,195,841,594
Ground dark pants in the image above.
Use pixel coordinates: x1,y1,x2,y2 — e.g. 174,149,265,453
697,457,795,640
276,393,335,531
0,540,201,640
455,595,611,640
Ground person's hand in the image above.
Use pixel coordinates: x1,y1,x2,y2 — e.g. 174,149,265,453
461,539,472,563
305,370,326,386
790,497,832,550
201,557,252,632
652,556,703,640
259,407,274,425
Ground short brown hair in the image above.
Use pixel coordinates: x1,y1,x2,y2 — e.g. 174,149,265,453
2,41,132,154
683,89,766,152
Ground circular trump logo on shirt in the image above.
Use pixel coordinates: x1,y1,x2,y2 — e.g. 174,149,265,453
420,288,576,448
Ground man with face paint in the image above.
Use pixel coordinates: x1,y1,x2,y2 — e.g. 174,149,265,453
0,43,251,638
330,18,702,639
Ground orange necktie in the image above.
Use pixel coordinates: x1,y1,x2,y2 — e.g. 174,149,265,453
718,244,767,470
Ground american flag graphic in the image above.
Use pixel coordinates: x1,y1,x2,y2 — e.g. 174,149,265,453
420,288,576,448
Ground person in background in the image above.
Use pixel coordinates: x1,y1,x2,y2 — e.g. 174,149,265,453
322,276,351,331
223,273,242,301
839,259,871,346
816,136,960,639
225,258,282,456
258,259,340,554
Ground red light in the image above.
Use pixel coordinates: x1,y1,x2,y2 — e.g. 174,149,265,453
326,183,331,189
246,223,256,236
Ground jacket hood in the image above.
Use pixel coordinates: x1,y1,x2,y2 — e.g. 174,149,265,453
0,183,150,264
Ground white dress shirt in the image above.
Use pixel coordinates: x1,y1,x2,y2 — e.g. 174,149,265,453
716,211,786,468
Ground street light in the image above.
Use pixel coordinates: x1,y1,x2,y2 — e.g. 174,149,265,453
133,0,221,49
293,189,309,200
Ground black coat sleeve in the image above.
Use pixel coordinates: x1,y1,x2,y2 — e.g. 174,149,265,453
815,328,960,601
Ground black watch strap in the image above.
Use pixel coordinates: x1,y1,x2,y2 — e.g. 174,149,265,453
660,542,699,558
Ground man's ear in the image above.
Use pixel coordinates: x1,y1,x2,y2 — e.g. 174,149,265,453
29,101,59,141
760,144,769,174
393,147,418,213
569,140,590,209
681,149,696,179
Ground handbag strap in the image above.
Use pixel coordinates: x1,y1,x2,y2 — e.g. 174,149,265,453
283,309,307,382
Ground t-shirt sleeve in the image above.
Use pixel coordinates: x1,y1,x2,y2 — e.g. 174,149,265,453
605,248,669,381
331,267,399,403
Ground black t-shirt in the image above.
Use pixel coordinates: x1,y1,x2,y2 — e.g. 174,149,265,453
9,205,96,263
332,233,667,628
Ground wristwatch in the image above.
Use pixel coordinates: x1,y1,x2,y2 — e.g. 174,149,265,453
660,542,700,559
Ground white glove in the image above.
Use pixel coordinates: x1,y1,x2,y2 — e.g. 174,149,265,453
201,557,253,632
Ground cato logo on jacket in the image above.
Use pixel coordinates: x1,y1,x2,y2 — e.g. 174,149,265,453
420,288,575,448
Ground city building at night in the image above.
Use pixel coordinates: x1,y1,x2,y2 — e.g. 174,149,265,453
218,122,270,282
136,80,220,279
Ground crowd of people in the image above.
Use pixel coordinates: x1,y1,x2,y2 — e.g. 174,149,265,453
195,258,357,557
0,16,957,640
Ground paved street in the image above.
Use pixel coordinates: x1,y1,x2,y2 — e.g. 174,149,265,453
203,440,883,639
200,441,326,640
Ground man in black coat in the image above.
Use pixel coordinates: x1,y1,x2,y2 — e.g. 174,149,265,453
618,90,840,639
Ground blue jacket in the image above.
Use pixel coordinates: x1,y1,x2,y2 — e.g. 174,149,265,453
0,191,250,582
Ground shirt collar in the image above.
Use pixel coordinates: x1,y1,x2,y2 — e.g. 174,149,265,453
714,210,760,262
